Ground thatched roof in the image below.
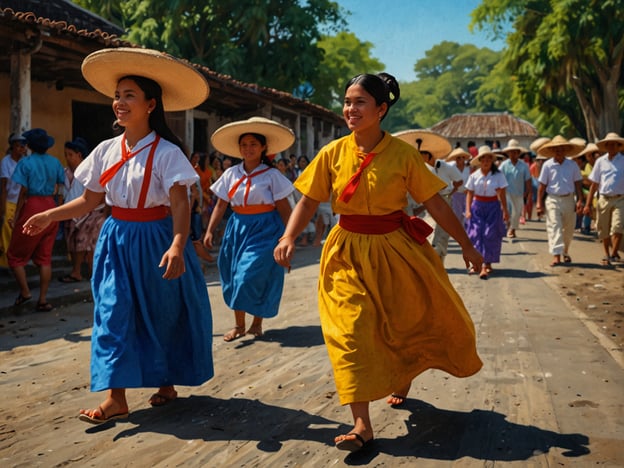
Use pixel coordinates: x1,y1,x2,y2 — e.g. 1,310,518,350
431,113,538,139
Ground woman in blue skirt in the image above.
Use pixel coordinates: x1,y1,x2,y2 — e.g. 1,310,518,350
204,117,294,341
22,48,214,424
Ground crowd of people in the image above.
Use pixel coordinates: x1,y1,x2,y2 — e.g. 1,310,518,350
2,46,622,455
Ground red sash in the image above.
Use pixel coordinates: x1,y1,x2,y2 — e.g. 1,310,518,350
338,152,376,203
99,135,161,186
339,211,433,245
227,167,273,207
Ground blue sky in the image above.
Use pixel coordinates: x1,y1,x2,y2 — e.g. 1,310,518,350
334,0,506,82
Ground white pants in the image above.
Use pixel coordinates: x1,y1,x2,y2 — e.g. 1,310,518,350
506,193,524,230
432,194,452,259
545,195,575,255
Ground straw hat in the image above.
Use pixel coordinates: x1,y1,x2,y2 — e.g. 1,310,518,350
470,145,497,167
573,142,600,159
393,129,451,159
569,137,587,147
530,137,550,153
446,147,471,162
596,132,624,153
536,135,585,158
501,138,529,155
210,116,295,158
81,47,210,112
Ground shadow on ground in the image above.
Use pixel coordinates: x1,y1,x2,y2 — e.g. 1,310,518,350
345,399,590,465
88,396,589,466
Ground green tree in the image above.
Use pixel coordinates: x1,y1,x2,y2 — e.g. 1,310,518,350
384,42,503,132
72,0,347,95
471,0,624,139
313,32,385,111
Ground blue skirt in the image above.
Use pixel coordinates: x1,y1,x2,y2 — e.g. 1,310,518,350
218,210,285,318
466,199,506,263
89,216,214,391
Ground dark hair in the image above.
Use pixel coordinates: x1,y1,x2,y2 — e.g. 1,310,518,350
117,75,187,155
239,132,272,166
344,72,400,121
65,137,89,157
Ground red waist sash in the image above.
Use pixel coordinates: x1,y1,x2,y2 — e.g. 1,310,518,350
474,195,498,202
231,204,275,215
112,206,170,222
339,210,432,245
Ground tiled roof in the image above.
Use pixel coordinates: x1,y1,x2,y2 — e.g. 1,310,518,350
0,1,343,124
431,113,538,139
1,0,124,36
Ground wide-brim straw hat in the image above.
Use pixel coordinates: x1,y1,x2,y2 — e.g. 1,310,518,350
210,116,295,158
446,147,471,162
470,145,497,167
530,137,550,153
537,135,585,158
569,137,587,147
573,142,600,159
393,129,451,159
81,47,210,112
596,132,624,152
501,138,529,155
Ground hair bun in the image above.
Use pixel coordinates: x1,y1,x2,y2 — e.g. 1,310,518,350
377,72,400,106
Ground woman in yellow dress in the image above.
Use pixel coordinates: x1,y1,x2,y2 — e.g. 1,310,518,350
274,73,483,452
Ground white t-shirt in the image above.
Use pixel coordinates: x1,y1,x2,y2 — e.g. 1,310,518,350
75,131,198,208
428,160,463,195
0,154,21,203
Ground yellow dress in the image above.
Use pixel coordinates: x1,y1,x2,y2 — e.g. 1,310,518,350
295,132,482,405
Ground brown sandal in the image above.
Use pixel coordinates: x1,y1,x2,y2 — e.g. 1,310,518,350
223,326,246,342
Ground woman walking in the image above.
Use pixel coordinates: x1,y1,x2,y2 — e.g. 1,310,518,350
23,48,214,424
274,73,483,452
464,145,509,279
204,117,294,341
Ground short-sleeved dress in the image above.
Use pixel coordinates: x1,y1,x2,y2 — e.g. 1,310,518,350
75,132,214,391
295,132,482,405
211,163,294,317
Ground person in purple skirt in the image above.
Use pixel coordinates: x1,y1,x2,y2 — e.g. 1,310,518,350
464,146,509,279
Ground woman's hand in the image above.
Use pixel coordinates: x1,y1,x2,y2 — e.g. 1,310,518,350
274,235,295,269
462,243,483,273
22,212,52,236
203,230,214,250
159,244,186,280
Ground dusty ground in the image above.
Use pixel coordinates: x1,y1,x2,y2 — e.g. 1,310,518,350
0,220,622,467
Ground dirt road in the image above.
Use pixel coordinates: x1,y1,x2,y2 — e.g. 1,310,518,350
1,220,622,467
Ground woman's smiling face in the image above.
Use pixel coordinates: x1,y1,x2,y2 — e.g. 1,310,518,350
343,84,386,133
113,78,155,129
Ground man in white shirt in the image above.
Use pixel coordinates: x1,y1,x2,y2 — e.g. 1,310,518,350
422,149,464,263
584,132,624,265
536,136,585,266
0,133,27,269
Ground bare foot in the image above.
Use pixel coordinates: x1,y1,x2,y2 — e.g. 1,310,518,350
246,324,263,338
223,326,246,342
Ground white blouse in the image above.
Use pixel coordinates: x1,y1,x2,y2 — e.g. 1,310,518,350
211,163,294,206
75,131,198,208
465,170,508,197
